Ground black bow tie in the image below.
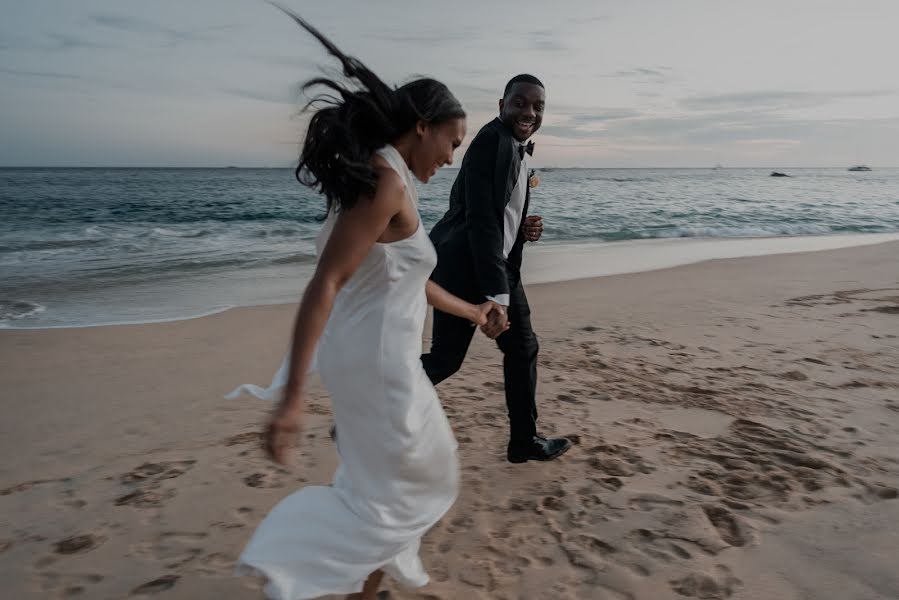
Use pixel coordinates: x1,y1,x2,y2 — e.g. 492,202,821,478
518,141,535,159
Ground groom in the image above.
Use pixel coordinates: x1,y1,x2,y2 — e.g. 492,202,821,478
422,74,572,464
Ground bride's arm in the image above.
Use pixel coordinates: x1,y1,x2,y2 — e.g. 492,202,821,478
425,280,498,327
267,170,406,464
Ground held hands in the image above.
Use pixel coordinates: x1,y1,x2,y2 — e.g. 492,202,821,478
522,215,544,242
265,401,303,465
469,301,510,339
481,303,510,339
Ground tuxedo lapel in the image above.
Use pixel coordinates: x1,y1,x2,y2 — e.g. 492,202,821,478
489,118,520,209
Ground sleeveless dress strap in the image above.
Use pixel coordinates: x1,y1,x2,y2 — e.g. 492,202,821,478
376,146,418,207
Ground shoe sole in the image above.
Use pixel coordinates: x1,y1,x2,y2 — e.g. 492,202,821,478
507,441,573,464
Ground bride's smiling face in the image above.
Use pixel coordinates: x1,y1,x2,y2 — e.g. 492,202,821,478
410,118,467,183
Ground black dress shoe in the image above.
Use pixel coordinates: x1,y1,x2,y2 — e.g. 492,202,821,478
507,435,572,463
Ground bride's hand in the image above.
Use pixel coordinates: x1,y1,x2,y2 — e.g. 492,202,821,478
481,303,510,339
265,402,303,466
471,301,498,327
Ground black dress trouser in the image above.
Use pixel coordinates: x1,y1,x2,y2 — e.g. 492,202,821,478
421,269,539,442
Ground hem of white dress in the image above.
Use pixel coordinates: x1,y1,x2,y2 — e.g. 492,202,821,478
235,560,430,600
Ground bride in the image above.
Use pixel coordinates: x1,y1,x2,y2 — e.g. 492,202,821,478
229,7,503,600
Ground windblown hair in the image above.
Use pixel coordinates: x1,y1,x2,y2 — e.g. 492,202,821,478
273,4,466,212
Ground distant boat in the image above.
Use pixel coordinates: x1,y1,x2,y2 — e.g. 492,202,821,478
770,171,790,177
848,165,871,172
713,164,723,170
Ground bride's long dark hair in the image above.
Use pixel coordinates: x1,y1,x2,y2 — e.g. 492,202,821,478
273,4,466,212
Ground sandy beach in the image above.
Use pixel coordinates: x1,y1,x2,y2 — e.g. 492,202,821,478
1,239,898,600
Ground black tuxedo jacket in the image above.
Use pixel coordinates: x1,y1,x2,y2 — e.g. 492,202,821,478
429,118,529,300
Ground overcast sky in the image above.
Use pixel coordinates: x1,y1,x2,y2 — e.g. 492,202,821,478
2,0,898,167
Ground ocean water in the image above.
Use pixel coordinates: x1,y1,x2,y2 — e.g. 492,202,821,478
2,167,898,328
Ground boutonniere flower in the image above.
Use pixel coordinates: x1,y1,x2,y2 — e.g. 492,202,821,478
528,169,540,189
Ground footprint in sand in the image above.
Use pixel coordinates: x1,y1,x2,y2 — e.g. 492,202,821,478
194,552,235,577
852,481,899,504
506,498,539,513
702,505,749,547
53,534,105,555
0,477,69,497
575,534,617,557
242,470,289,489
131,574,180,596
121,461,196,484
224,431,262,446
586,444,654,476
802,357,829,366
627,528,695,566
556,393,585,405
57,492,88,510
35,572,104,597
541,495,565,511
628,493,685,512
134,532,208,570
457,560,496,591
670,565,743,599
778,370,809,381
115,489,175,508
671,418,864,509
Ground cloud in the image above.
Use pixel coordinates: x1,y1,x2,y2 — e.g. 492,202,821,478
89,13,226,46
543,110,765,143
251,54,320,71
220,87,301,105
530,30,567,52
539,85,899,154
0,33,109,53
567,15,611,25
608,66,672,86
539,125,605,139
614,67,670,78
681,89,896,111
542,104,899,156
46,33,109,51
535,108,645,138
0,67,85,81
366,28,475,44
570,109,643,123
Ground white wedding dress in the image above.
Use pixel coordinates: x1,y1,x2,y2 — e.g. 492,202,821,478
232,145,459,599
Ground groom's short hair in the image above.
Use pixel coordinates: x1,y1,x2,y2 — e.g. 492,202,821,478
504,74,544,97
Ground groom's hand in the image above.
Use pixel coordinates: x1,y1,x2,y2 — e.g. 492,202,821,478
522,215,543,242
481,305,510,339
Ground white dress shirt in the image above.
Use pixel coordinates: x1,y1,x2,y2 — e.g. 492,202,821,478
486,139,529,306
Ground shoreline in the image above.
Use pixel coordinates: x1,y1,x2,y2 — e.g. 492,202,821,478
4,231,899,330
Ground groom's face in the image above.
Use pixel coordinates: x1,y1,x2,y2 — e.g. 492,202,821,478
499,82,545,142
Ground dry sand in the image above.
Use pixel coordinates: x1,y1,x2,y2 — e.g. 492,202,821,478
1,240,898,599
